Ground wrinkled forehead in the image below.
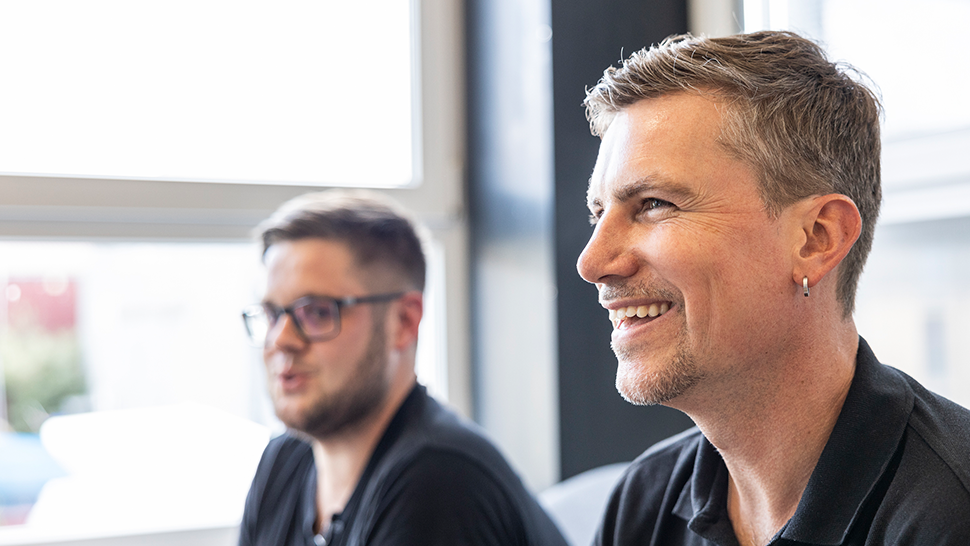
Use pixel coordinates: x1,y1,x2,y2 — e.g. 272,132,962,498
585,94,728,208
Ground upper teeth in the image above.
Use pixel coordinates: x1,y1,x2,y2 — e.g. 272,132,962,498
609,303,670,327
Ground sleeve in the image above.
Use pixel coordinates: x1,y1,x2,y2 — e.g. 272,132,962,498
362,449,530,546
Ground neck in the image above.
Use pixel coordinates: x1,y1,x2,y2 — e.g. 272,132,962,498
311,372,416,533
674,320,858,546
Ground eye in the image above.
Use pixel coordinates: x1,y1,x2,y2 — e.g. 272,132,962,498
588,207,604,226
298,301,336,327
643,198,672,211
639,197,675,217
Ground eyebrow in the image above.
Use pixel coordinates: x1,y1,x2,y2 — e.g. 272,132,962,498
587,175,698,209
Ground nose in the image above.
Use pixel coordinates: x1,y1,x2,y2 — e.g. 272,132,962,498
577,211,638,284
266,313,309,354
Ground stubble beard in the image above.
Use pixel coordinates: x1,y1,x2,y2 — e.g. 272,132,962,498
603,283,701,406
284,311,391,439
613,334,700,405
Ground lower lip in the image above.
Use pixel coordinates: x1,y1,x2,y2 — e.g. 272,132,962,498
278,373,309,393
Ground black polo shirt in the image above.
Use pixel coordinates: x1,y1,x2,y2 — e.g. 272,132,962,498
595,337,970,545
239,384,568,546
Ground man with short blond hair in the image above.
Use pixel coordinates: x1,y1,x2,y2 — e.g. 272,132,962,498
578,31,970,545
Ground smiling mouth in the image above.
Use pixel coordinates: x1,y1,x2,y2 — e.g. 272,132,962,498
609,302,671,329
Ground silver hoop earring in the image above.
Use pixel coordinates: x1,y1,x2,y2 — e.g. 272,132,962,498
803,276,810,298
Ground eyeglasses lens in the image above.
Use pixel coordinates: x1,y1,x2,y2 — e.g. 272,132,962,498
292,300,338,339
242,298,342,344
243,306,269,344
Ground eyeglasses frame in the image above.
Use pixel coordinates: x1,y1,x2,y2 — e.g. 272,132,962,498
242,291,406,345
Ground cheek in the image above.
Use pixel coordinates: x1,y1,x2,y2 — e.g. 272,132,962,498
316,324,375,371
642,228,713,289
262,347,278,370
627,225,686,272
654,237,753,325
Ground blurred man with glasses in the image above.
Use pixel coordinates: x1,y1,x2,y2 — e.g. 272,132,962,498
239,190,566,546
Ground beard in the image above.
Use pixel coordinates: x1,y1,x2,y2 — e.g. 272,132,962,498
283,309,391,439
602,282,701,406
613,334,701,405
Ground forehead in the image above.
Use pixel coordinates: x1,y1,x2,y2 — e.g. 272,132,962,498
263,238,367,299
587,93,741,205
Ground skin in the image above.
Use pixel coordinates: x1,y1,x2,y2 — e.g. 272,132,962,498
577,93,863,546
262,238,423,533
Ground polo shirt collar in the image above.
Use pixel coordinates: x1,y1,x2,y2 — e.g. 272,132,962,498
672,437,736,544
670,337,914,545
781,337,913,544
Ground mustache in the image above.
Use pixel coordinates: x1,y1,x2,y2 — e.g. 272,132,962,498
598,282,680,304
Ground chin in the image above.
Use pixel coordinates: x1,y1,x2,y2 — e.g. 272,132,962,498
272,397,313,431
614,353,700,407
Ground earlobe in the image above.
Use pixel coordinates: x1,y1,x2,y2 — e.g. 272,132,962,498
792,194,862,290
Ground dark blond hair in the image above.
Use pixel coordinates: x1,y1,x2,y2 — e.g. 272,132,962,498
258,189,426,292
585,31,881,317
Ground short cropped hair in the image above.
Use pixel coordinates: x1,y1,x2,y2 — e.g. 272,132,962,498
258,189,426,292
584,31,881,317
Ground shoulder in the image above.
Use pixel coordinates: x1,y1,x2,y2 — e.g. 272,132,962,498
384,390,543,510
254,432,314,482
380,446,522,510
263,431,313,458
852,342,970,494
874,368,970,541
391,388,523,484
903,372,970,487
595,427,703,545
876,363,970,493
358,390,567,545
877,425,970,542
246,432,314,504
240,433,315,545
365,447,565,546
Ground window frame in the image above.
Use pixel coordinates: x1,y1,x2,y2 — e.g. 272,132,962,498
0,0,472,415
0,0,461,242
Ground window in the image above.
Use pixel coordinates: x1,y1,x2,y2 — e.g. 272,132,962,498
0,0,418,188
0,242,270,531
0,0,468,538
0,239,447,534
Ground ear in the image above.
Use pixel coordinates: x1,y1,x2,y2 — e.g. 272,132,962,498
792,194,862,290
389,291,424,351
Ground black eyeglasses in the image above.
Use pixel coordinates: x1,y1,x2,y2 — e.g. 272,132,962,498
242,292,406,345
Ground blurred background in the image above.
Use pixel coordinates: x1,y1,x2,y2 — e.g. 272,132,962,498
1,0,968,544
